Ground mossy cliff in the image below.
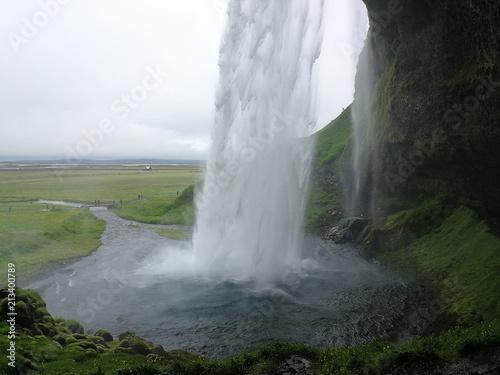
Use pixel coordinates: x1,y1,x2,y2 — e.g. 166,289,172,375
309,0,500,329
356,0,500,212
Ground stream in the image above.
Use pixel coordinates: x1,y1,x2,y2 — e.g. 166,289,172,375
22,207,413,358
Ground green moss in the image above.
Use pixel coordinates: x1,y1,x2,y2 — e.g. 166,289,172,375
373,60,396,134
60,319,85,334
38,322,58,337
96,329,114,342
316,320,500,374
410,206,500,323
371,197,500,324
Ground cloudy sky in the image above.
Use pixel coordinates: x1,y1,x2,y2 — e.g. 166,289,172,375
0,0,368,161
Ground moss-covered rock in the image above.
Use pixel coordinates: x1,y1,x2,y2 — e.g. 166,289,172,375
88,335,108,347
118,331,135,341
95,328,113,342
112,346,136,355
118,333,152,355
60,319,85,334
53,333,68,347
66,340,98,352
37,322,58,337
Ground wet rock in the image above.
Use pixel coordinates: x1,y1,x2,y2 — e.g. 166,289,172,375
328,217,370,244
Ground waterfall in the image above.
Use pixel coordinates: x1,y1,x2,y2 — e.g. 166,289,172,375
347,29,377,218
191,0,325,285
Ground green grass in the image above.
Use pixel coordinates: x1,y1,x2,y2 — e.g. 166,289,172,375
0,207,106,284
0,202,72,213
149,227,192,240
111,185,196,225
372,198,500,324
315,106,352,170
0,166,202,204
315,319,500,375
305,106,352,233
2,318,498,374
0,165,201,283
409,206,500,323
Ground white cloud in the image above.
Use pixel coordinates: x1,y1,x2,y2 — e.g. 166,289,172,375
0,0,367,161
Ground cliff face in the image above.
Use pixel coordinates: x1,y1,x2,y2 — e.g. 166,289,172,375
354,0,500,213
306,0,500,326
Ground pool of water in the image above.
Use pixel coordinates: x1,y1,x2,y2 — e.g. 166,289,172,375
23,208,412,358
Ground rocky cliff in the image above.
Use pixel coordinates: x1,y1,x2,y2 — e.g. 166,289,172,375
307,0,500,327
354,0,500,214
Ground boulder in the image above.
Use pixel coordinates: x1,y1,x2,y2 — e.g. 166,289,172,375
118,331,135,341
328,217,370,243
95,329,113,342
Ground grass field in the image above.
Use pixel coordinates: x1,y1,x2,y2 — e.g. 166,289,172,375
0,163,203,204
111,184,197,225
149,227,192,240
0,163,203,284
0,206,105,284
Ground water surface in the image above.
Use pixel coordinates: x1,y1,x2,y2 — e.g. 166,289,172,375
23,208,412,357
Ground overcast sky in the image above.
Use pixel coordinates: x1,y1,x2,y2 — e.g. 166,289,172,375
0,0,368,161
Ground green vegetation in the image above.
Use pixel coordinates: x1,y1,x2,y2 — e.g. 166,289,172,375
111,185,196,225
305,106,352,234
1,288,499,374
409,206,500,323
0,165,200,283
149,227,192,240
0,207,105,284
364,196,500,324
315,320,500,374
0,165,202,204
314,106,352,170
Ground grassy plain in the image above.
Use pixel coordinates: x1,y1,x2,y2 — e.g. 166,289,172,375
149,227,192,240
0,206,105,284
0,163,202,204
0,163,203,283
